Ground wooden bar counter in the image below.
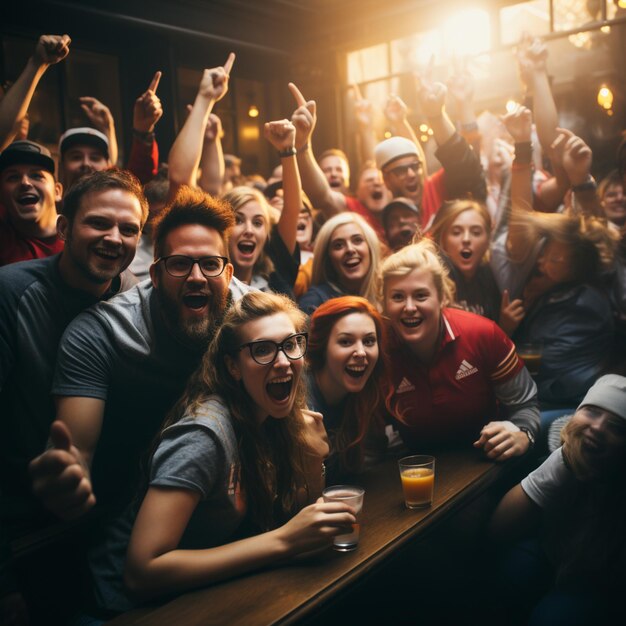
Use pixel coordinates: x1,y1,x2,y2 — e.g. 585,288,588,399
109,448,518,626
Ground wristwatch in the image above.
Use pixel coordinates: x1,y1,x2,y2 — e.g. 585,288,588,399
519,427,536,450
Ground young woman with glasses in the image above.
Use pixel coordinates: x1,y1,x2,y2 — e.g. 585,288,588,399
88,292,355,614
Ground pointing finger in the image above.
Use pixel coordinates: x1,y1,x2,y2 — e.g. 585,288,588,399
289,82,307,107
223,52,236,76
501,289,510,309
148,71,161,92
351,82,363,101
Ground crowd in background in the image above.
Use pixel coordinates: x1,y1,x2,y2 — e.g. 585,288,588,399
1,30,625,626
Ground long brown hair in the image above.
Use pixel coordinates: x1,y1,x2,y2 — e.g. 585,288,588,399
308,296,393,473
163,291,309,531
552,415,626,587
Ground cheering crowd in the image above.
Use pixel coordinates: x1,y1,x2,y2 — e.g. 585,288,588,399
1,31,625,626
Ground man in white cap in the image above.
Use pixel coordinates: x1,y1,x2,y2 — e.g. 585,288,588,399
58,126,111,190
374,80,486,230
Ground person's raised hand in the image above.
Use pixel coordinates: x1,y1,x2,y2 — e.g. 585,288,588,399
264,119,296,152
29,420,96,520
446,56,474,106
499,289,525,336
550,127,592,186
133,71,163,134
79,96,114,133
384,94,408,125
516,33,548,87
288,82,316,150
415,57,447,119
198,53,235,103
501,103,532,144
205,113,224,142
351,83,374,129
473,421,530,461
33,33,71,66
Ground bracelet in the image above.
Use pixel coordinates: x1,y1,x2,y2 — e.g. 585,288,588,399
297,143,309,154
571,178,597,193
514,141,533,165
278,147,297,158
133,129,155,142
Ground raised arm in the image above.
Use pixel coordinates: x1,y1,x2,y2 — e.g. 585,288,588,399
289,82,347,218
127,71,163,184
28,397,105,521
79,96,119,166
351,83,377,164
384,94,422,150
264,119,301,254
415,60,456,147
198,113,225,196
517,36,558,152
550,127,601,217
168,53,235,200
0,34,70,150
446,57,481,154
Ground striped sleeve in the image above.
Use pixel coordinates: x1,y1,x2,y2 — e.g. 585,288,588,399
489,329,524,384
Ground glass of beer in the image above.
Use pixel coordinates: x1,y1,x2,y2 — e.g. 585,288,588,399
517,342,543,377
322,485,365,552
398,455,435,509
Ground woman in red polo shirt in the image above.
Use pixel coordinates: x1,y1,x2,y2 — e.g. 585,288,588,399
380,239,539,460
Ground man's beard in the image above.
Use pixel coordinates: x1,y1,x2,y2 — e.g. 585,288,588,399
156,286,229,350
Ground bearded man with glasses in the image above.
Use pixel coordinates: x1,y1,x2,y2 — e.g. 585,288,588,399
30,186,253,527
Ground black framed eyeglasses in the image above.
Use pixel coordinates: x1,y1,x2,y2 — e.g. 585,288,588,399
387,161,422,178
155,255,229,278
238,333,308,365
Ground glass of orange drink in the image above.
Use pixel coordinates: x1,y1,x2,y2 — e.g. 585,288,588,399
398,455,435,509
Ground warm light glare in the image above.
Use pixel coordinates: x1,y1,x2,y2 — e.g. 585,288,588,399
506,100,518,114
442,9,491,57
241,126,260,140
248,104,259,118
619,1,626,9
384,130,392,138
597,86,614,110
419,123,429,132
427,128,434,136
420,134,428,143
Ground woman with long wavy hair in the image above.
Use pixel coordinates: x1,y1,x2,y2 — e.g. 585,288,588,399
307,296,394,482
87,292,355,616
489,374,626,625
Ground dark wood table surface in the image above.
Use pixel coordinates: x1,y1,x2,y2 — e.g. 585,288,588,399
108,448,511,626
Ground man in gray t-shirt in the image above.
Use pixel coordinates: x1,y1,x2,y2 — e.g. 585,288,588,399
30,187,245,521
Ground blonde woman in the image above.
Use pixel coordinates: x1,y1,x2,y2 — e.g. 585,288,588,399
298,212,381,315
380,239,539,460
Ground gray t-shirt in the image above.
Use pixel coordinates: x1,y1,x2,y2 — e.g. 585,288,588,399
90,395,245,612
521,447,574,508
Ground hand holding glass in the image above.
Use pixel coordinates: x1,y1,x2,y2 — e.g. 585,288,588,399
322,485,364,552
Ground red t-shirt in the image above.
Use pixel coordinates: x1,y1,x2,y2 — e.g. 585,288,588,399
0,214,64,267
421,168,446,229
388,307,523,447
344,195,386,241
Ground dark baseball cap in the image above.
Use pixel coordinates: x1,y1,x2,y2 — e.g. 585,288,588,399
0,140,56,176
382,197,420,227
59,127,109,159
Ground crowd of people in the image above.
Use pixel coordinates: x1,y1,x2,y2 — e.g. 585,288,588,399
0,30,625,626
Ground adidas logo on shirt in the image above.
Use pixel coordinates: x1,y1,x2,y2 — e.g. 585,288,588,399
396,377,415,394
455,359,478,380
